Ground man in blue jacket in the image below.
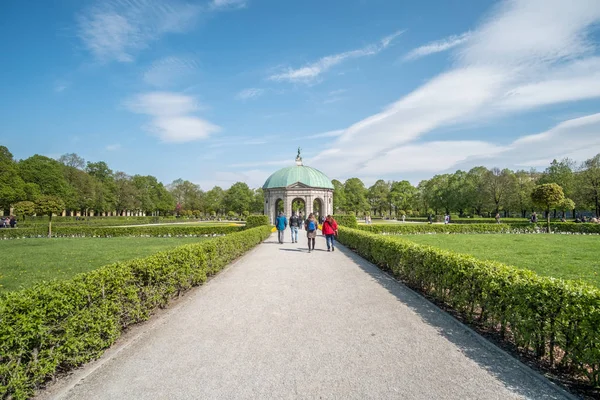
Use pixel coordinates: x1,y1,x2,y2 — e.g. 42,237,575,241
275,211,288,244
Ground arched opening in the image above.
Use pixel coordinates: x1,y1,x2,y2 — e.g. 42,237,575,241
292,198,306,217
274,198,284,222
313,198,323,220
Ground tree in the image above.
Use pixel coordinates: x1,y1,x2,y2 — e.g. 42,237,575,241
223,182,253,215
19,155,69,199
577,154,600,217
389,180,417,216
0,146,26,210
484,168,514,215
344,178,368,214
538,158,575,217
250,188,264,214
465,166,490,216
35,195,65,237
13,201,35,221
512,170,537,218
205,186,225,215
558,198,575,219
531,183,564,233
86,161,114,182
331,179,346,213
368,180,390,216
168,179,203,213
58,153,86,169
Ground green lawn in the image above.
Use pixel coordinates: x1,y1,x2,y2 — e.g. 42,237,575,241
0,237,209,293
400,234,600,288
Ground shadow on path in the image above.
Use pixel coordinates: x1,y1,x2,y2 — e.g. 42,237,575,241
333,243,573,400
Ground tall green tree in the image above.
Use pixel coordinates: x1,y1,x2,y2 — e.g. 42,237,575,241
368,180,390,216
223,182,253,215
204,186,225,215
577,154,600,217
0,146,26,210
19,155,69,199
344,178,368,214
58,153,86,169
331,179,346,213
251,188,265,214
389,180,417,215
539,158,575,217
168,179,203,213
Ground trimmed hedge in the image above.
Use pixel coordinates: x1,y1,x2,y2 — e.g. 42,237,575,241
332,215,358,228
337,227,600,386
244,215,269,229
0,225,272,399
0,225,243,239
357,222,600,235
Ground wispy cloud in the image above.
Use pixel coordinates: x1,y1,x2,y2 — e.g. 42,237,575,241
403,32,471,61
143,56,199,87
77,0,201,63
310,0,600,180
235,88,265,100
126,92,220,143
269,30,404,83
54,80,69,93
106,143,122,151
229,159,290,168
210,0,247,10
305,129,345,139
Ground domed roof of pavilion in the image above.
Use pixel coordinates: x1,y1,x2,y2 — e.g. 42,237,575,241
262,149,334,190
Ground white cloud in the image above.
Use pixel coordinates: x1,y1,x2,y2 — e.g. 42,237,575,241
106,143,122,151
143,56,199,87
126,92,220,143
77,0,200,63
269,30,404,83
305,129,345,139
309,0,600,181
236,88,265,100
210,0,247,10
403,32,471,61
229,159,291,168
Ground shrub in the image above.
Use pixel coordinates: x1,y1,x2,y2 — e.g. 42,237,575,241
337,227,600,386
0,225,272,399
0,225,243,239
245,215,269,229
332,214,358,228
357,222,600,235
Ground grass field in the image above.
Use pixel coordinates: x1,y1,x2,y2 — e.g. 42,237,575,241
400,234,600,288
0,237,210,293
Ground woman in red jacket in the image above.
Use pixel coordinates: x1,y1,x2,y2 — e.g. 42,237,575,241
322,215,338,252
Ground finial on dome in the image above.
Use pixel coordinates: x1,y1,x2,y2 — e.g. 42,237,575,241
295,147,303,166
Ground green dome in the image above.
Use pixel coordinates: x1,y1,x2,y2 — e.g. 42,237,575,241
263,165,334,189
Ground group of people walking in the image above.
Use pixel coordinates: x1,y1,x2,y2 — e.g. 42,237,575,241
275,212,338,252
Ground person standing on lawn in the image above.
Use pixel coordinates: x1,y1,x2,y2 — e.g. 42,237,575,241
322,215,338,252
275,211,288,244
289,212,299,243
305,213,318,252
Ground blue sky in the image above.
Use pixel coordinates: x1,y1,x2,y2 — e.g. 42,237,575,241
2,0,600,189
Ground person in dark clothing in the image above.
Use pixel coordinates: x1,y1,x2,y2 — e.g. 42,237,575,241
9,216,16,228
289,213,299,243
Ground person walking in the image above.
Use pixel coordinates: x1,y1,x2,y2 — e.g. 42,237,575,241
289,212,299,243
322,215,338,252
305,213,318,252
9,216,16,228
495,213,501,224
275,211,288,244
444,214,450,225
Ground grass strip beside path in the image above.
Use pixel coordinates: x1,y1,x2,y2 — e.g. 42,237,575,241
401,234,600,288
0,237,209,293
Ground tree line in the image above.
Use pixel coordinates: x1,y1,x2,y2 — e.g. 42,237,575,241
332,155,600,218
2,145,599,219
0,146,264,218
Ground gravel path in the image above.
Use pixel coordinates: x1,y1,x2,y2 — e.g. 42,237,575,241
39,232,573,400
